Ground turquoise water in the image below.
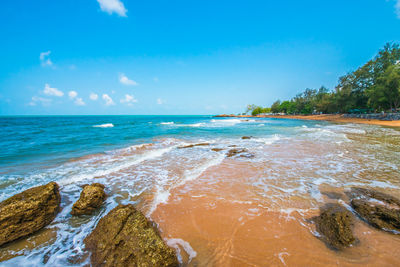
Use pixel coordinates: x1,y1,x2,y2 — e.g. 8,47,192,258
0,115,317,176
1,116,400,265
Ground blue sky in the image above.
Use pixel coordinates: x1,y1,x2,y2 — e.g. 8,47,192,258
0,0,399,115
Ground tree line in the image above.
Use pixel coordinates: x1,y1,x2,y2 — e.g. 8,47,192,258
247,43,400,116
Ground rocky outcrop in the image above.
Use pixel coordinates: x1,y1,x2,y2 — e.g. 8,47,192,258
84,204,179,267
71,183,106,216
241,136,252,139
348,187,400,233
313,204,356,250
178,143,210,149
0,182,60,246
211,148,223,152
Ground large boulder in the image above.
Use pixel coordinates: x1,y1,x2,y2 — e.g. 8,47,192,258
84,204,179,267
313,204,356,250
348,187,400,233
0,182,61,246
71,183,106,216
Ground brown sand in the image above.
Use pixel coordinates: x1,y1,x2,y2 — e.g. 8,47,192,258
152,160,400,266
215,114,400,127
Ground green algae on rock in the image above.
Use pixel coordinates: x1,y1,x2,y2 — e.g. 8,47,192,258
0,182,60,247
84,204,179,267
349,187,400,233
313,203,356,250
71,183,106,216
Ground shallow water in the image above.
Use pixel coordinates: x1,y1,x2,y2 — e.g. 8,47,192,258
0,116,399,266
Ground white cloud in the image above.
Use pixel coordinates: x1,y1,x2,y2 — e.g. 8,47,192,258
29,96,52,106
67,91,85,106
97,0,127,17
40,51,53,67
90,93,99,100
43,84,64,97
102,94,115,106
120,94,138,106
74,97,85,106
157,98,164,105
68,90,78,99
119,73,138,86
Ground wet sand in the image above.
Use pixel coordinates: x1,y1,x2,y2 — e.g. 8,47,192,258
216,114,400,127
152,159,400,266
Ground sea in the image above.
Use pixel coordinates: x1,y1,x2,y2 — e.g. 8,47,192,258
0,115,399,266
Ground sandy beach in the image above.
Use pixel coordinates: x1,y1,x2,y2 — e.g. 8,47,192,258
215,114,400,127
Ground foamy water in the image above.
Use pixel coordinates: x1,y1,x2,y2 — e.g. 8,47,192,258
0,116,399,266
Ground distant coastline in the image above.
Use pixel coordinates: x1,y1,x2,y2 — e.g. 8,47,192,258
214,114,400,127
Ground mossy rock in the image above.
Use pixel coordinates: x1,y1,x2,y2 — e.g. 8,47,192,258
349,187,400,233
226,148,248,157
0,182,60,246
84,204,179,267
313,203,356,250
71,183,106,216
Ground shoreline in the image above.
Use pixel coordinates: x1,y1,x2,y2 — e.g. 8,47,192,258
215,114,400,127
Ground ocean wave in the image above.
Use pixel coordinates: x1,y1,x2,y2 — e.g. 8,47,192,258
253,134,282,145
59,145,176,186
93,123,114,128
148,154,225,216
160,122,174,125
166,238,197,264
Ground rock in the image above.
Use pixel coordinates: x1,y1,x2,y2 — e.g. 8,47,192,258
348,187,400,233
0,182,61,246
226,148,248,157
241,136,252,139
211,148,224,152
313,204,356,250
178,143,210,149
321,191,343,200
71,183,106,216
84,204,179,267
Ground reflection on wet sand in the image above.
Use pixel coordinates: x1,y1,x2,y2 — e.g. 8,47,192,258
152,164,400,266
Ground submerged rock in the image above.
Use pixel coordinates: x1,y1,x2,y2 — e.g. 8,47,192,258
0,182,60,246
71,183,106,216
226,148,248,157
241,136,252,139
313,204,356,250
84,204,179,267
348,187,400,233
178,143,210,149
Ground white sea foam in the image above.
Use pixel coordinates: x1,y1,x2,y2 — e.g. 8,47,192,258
59,146,175,185
148,154,225,215
210,118,242,125
160,122,174,125
253,134,281,145
166,238,197,263
93,123,114,128
173,122,206,127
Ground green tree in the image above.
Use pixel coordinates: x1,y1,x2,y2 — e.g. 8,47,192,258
270,100,281,113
